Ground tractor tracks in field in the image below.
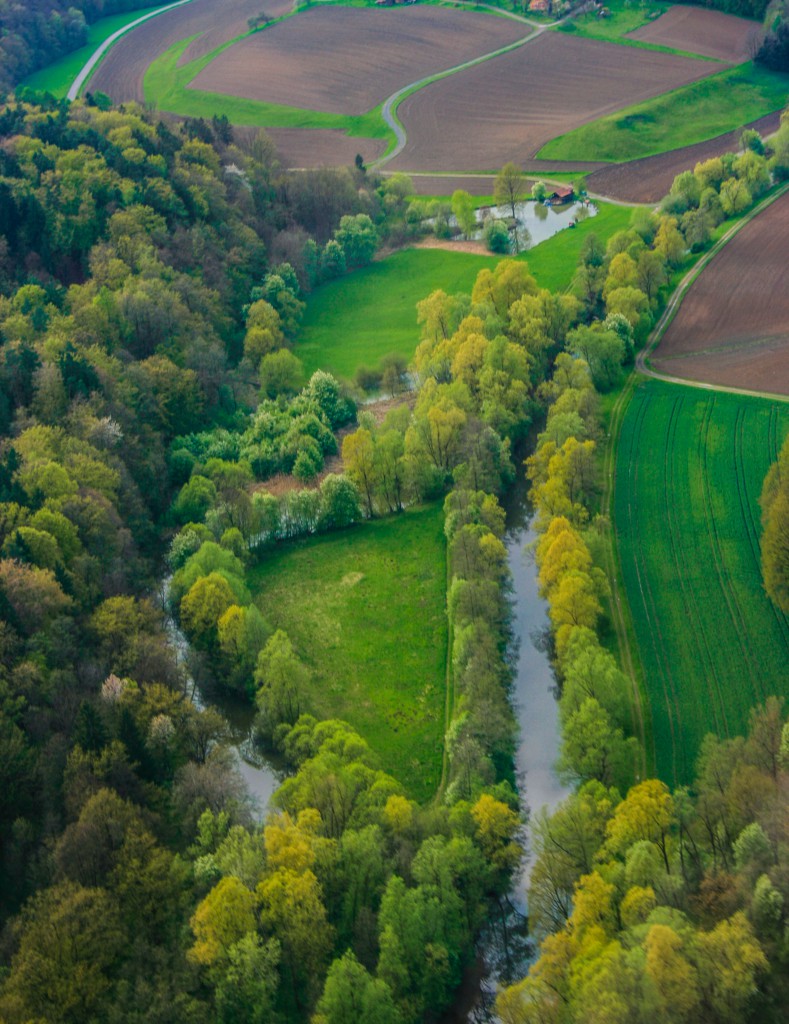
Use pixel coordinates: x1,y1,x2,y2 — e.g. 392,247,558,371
602,182,789,778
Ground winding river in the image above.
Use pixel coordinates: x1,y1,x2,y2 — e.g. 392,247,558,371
165,464,568,1019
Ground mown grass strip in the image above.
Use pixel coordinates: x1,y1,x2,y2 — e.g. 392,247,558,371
538,62,789,163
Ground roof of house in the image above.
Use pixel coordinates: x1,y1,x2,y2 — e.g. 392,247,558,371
551,184,574,198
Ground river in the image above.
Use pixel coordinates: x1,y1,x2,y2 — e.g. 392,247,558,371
164,465,569,1018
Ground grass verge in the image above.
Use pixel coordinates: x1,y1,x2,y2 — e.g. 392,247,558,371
614,380,789,786
248,505,448,801
538,62,789,163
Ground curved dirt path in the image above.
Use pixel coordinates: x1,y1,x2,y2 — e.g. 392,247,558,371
67,0,194,100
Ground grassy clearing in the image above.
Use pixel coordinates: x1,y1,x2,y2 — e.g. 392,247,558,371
614,379,789,786
144,36,390,138
297,202,632,380
297,248,495,380
21,2,166,97
539,63,789,163
248,505,448,801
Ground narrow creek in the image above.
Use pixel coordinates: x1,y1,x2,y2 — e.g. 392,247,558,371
162,459,569,1018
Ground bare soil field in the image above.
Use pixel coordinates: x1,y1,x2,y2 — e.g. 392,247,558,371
653,190,789,395
629,5,759,63
407,174,497,196
89,0,292,103
267,127,386,169
586,111,781,202
387,33,717,173
190,6,526,116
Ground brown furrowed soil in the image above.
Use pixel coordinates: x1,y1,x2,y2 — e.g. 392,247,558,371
653,190,789,394
189,6,527,116
407,174,498,196
89,0,293,103
586,111,782,203
386,33,718,173
628,5,759,63
266,127,386,169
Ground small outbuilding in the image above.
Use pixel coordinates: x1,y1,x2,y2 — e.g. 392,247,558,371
528,0,551,11
545,184,575,205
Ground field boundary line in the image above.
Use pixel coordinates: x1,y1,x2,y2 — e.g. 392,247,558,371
67,0,194,101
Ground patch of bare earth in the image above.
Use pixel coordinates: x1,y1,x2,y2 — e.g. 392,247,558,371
267,128,386,169
189,6,528,115
89,0,292,103
653,190,789,395
586,112,782,203
628,5,759,63
411,237,491,255
387,33,719,173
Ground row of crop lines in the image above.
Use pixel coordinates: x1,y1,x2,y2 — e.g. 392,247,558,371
614,379,789,785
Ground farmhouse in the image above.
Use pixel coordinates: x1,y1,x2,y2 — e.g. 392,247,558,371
528,0,551,11
546,184,574,204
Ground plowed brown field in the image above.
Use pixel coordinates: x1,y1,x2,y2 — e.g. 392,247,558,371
267,127,386,169
89,0,292,103
629,5,759,63
190,6,527,116
586,111,782,203
653,189,789,394
386,33,717,173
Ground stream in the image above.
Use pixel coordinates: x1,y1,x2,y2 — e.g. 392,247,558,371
162,463,568,1018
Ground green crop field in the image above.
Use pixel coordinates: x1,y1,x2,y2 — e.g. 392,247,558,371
614,379,789,785
21,2,166,97
248,504,448,801
297,202,632,380
539,63,789,163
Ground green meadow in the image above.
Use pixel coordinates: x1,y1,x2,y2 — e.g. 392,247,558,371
248,504,448,801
